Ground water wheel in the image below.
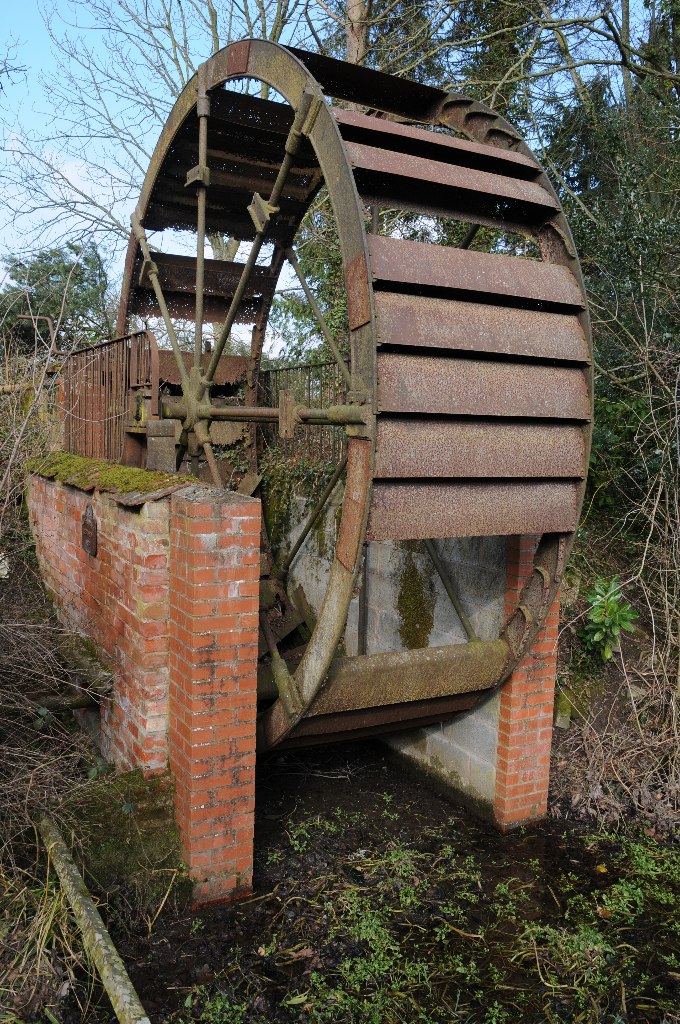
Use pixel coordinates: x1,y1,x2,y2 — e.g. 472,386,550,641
117,40,592,751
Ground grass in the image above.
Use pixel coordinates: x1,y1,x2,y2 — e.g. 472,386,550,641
0,864,84,1022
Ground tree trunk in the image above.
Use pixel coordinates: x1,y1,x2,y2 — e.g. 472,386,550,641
346,0,370,66
621,0,634,107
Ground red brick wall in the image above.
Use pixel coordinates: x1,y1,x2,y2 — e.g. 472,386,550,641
168,488,260,903
28,474,171,773
494,535,558,829
28,472,261,902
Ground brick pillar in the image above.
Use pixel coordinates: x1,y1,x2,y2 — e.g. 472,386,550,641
168,487,260,904
494,535,558,829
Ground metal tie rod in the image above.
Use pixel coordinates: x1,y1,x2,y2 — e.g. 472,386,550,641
424,539,479,643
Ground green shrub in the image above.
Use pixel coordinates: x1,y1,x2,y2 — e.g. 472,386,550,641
579,577,639,661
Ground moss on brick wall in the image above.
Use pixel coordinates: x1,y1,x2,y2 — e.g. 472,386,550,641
27,451,184,496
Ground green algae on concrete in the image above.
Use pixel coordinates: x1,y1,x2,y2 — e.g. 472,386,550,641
397,548,435,650
26,451,185,496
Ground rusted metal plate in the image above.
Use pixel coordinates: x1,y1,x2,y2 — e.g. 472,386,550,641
129,290,260,324
285,45,446,119
336,439,370,570
345,252,371,330
226,38,250,77
374,420,586,479
280,693,480,746
209,88,296,136
346,142,558,215
138,253,274,299
143,194,309,242
374,292,589,362
170,90,317,170
81,505,97,557
367,480,581,539
335,108,539,176
309,638,509,715
128,252,277,323
377,353,591,420
368,236,585,310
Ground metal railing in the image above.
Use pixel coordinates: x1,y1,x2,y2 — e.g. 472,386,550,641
259,359,347,462
62,341,345,466
62,332,159,462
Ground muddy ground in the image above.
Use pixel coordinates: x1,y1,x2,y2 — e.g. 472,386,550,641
62,742,680,1024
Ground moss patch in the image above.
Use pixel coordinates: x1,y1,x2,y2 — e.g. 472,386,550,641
259,451,338,558
27,451,185,496
397,549,435,650
59,770,191,932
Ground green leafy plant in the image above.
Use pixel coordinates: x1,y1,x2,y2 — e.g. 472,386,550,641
579,577,639,660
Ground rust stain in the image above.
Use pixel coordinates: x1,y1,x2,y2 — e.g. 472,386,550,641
377,352,590,420
336,438,370,570
345,252,371,330
374,292,589,363
346,141,558,211
334,108,538,173
281,693,480,745
226,39,250,78
367,480,580,540
368,235,585,309
374,420,587,479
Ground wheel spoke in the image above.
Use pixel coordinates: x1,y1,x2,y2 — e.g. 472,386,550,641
206,90,322,384
424,539,479,642
458,224,480,249
281,456,347,577
130,214,190,393
193,82,210,367
285,247,352,390
194,421,222,488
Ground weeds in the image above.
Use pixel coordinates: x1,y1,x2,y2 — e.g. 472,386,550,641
172,790,680,1024
579,576,639,661
0,865,85,1021
553,524,680,831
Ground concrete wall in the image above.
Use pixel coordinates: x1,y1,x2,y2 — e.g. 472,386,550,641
286,491,506,654
283,491,557,827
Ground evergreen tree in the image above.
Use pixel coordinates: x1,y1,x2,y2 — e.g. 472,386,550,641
1,242,113,352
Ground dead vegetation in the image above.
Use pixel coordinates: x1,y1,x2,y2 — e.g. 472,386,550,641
550,520,679,835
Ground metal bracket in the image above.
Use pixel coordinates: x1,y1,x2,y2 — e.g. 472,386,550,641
278,389,296,440
284,90,323,158
300,91,323,137
248,192,280,234
185,164,211,188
